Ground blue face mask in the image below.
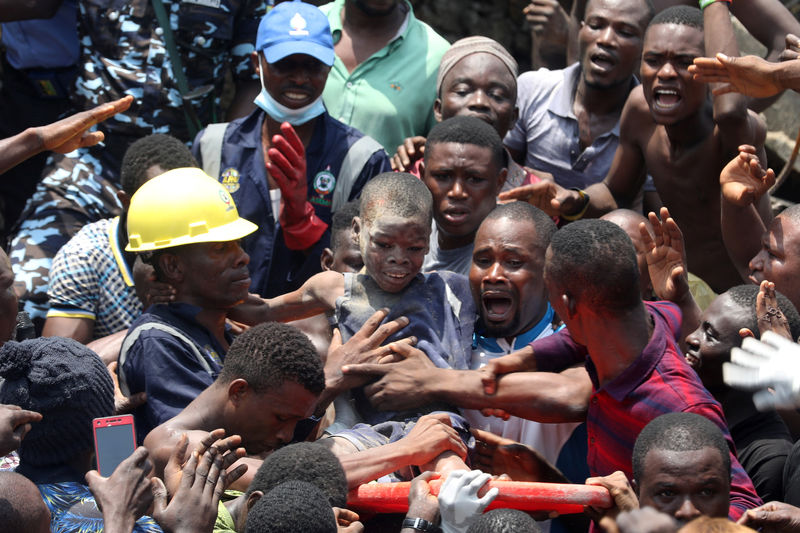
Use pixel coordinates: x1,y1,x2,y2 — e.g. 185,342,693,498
254,58,326,126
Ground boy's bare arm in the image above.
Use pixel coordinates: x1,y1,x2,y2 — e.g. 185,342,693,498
326,413,469,489
228,271,344,325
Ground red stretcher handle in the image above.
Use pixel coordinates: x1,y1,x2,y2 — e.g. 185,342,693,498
347,480,612,515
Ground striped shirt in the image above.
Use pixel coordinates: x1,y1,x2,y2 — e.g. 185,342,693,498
530,301,762,520
47,217,141,338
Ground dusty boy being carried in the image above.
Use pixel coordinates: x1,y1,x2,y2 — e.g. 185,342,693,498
237,171,476,476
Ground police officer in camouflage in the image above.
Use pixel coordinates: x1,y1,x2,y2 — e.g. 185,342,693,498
9,0,270,331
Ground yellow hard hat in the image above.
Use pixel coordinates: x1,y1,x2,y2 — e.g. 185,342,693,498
125,167,258,252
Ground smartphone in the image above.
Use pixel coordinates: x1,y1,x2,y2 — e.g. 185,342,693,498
93,415,137,477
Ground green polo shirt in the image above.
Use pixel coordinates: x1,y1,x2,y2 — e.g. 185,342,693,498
320,0,450,153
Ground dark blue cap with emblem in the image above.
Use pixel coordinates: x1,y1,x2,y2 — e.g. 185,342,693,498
256,1,335,66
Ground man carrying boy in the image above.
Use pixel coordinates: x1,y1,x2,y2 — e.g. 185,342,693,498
235,172,475,476
505,4,770,293
342,202,590,477
146,320,469,491
193,1,390,298
421,116,506,275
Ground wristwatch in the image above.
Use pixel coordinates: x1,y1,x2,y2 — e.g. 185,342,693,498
402,517,441,532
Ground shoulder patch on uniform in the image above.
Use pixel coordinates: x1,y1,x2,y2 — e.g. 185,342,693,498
221,167,240,193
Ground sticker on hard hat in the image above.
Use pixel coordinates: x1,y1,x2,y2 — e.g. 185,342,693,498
313,171,336,195
221,168,240,193
219,189,234,211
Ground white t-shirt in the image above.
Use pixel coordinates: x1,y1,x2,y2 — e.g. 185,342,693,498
462,305,580,467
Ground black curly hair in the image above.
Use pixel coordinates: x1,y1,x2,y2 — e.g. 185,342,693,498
217,322,324,395
244,480,337,533
246,442,347,507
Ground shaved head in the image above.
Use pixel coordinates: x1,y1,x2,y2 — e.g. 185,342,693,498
359,172,433,227
602,209,654,299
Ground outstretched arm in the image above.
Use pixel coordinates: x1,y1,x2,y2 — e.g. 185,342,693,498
0,96,133,175
730,0,800,110
227,271,343,325
732,1,800,63
720,145,774,282
704,2,765,156
498,91,653,220
343,343,591,423
691,53,800,98
639,207,701,345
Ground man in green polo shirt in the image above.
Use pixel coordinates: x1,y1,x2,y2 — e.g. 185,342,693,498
319,0,450,154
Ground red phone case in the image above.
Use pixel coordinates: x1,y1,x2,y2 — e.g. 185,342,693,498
92,415,137,476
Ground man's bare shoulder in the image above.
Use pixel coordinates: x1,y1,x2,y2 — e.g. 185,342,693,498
618,86,656,144
621,87,654,127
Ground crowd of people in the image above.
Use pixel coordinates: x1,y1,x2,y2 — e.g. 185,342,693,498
5,0,800,531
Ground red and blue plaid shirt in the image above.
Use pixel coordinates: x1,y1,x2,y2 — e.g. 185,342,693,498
530,301,762,520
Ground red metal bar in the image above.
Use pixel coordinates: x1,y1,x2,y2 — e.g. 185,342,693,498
347,480,612,515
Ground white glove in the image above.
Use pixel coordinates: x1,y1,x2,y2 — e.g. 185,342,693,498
437,470,498,533
723,331,800,410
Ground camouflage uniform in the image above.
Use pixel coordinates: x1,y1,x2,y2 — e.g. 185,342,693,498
10,0,270,329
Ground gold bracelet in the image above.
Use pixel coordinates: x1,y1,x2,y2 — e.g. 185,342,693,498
562,188,590,221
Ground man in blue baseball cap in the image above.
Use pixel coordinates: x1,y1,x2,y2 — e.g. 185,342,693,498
192,0,391,299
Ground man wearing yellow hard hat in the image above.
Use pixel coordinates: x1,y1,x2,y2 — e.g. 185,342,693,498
116,167,257,441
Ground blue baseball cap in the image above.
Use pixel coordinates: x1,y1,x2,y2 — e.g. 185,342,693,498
256,1,335,66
